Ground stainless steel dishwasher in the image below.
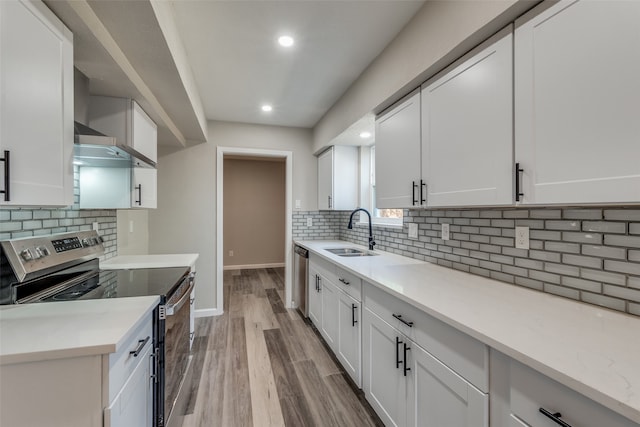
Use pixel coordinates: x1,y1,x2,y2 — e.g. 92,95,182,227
293,244,309,317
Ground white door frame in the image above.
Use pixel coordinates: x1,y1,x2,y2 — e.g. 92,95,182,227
216,146,293,313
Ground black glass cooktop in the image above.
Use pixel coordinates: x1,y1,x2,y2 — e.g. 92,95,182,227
42,267,189,302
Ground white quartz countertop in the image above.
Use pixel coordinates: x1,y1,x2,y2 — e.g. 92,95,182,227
101,253,199,270
296,240,640,424
0,296,159,365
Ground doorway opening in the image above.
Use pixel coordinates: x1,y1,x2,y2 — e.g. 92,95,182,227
216,147,293,314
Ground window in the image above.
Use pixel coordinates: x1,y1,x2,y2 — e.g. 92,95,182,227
360,145,403,227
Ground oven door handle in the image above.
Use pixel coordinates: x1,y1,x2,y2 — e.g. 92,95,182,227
165,277,195,316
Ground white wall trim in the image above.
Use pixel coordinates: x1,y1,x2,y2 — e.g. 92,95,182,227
216,146,294,313
195,308,220,318
223,263,286,271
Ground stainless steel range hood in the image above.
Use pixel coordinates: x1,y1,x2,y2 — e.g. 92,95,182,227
73,68,155,169
74,121,156,168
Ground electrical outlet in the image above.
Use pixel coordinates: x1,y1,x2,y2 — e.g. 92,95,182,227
93,222,99,232
229,250,234,257
307,217,313,227
408,223,418,239
515,226,530,249
441,223,450,241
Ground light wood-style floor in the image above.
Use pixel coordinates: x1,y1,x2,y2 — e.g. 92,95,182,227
181,268,383,427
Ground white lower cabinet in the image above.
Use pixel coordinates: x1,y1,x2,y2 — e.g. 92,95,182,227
337,290,361,386
509,360,637,427
320,277,339,348
104,342,153,427
363,306,488,427
308,255,363,386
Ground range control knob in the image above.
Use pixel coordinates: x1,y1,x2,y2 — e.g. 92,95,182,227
20,248,34,261
36,246,50,257
82,238,94,247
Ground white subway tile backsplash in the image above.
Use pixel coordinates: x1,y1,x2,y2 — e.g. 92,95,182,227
603,284,640,303
581,292,626,311
581,245,626,260
305,207,640,317
604,209,640,221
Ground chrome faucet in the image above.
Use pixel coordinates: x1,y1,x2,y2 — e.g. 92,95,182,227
348,208,376,250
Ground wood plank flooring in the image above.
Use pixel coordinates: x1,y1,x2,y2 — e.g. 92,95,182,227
182,268,383,427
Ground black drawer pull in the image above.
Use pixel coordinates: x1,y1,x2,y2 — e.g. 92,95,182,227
130,336,150,357
539,408,572,427
420,179,426,205
1,150,9,201
395,336,403,369
412,181,418,205
135,184,142,205
339,278,350,285
515,163,524,202
392,313,414,327
403,342,411,376
351,303,358,327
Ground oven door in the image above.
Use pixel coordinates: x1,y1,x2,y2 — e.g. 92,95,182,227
163,273,195,427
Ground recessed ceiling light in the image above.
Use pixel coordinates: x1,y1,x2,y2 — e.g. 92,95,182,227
359,131,372,139
261,104,273,112
278,35,294,48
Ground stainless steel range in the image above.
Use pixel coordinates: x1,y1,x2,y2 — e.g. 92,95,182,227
0,230,194,427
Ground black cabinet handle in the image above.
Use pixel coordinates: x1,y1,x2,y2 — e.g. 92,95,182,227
412,181,418,205
420,179,426,205
328,195,332,209
130,336,150,357
392,313,414,327
339,278,350,285
1,150,9,201
539,408,573,427
351,303,358,327
395,336,403,369
403,342,411,376
515,163,524,202
135,184,142,205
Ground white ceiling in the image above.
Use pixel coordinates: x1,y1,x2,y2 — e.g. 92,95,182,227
170,1,425,128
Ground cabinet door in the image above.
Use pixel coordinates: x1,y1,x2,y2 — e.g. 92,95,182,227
375,90,422,209
132,102,157,163
308,269,322,327
0,0,73,206
337,291,361,387
363,307,406,427
317,148,333,210
320,276,339,350
422,28,513,207
406,343,488,427
515,0,640,204
104,344,153,427
132,168,157,209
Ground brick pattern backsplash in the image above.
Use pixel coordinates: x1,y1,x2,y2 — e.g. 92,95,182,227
292,211,342,240
317,208,640,318
0,167,117,260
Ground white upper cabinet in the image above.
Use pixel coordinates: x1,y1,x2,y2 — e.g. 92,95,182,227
422,28,513,207
89,96,157,164
515,0,640,205
132,168,157,209
0,0,73,206
375,90,422,209
317,145,358,211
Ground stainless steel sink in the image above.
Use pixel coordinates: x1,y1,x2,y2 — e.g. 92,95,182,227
325,247,378,257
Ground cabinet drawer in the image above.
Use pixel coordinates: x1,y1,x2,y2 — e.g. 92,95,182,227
335,266,362,300
364,282,488,392
310,254,337,283
510,360,637,427
108,316,153,403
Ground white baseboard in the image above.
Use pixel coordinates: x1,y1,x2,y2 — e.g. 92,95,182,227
195,308,222,317
223,262,285,271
